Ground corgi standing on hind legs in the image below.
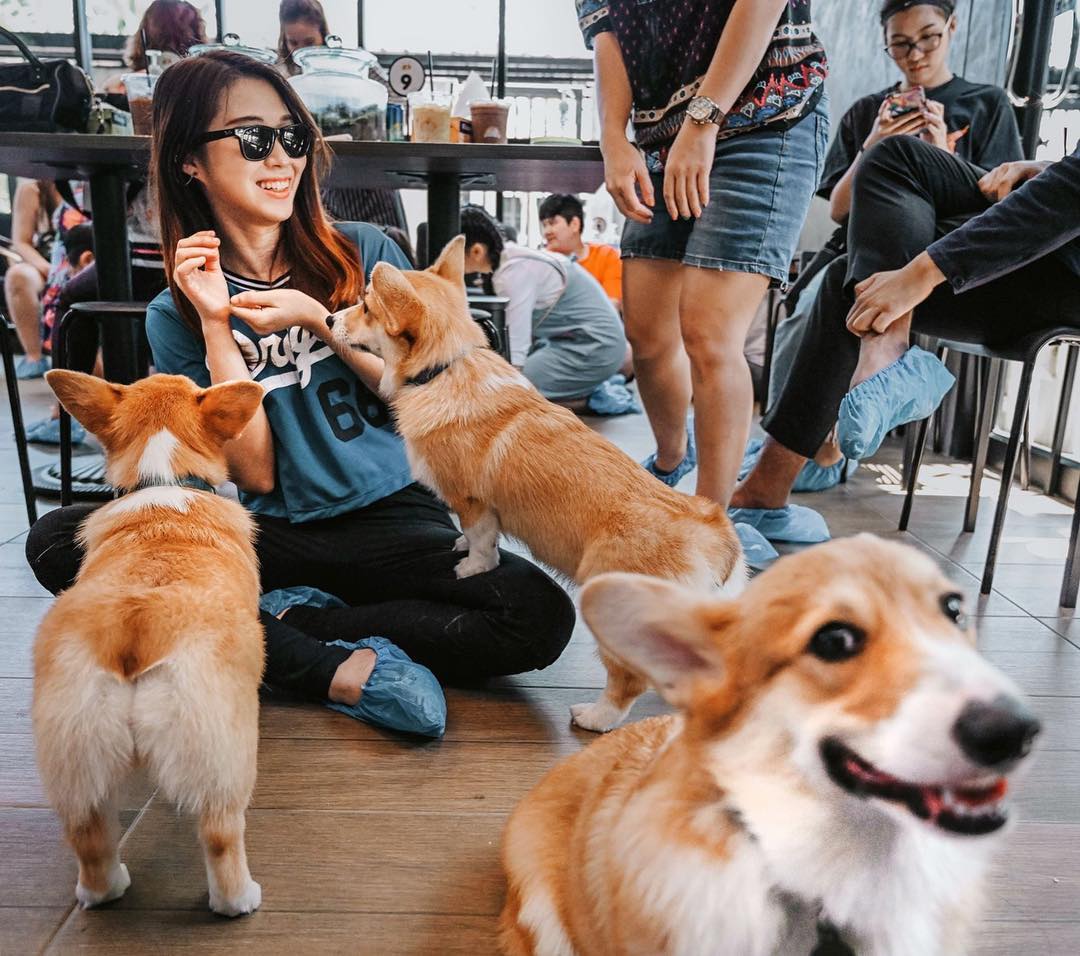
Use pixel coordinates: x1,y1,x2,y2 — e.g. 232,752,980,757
32,370,266,916
328,235,746,734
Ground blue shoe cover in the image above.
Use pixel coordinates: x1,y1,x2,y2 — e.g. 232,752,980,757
727,504,830,544
586,377,642,415
739,435,857,493
325,637,447,738
15,356,49,379
24,416,86,445
838,346,955,460
643,429,697,487
259,585,345,619
732,522,779,569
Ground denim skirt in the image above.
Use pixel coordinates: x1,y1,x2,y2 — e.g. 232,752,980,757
621,92,830,285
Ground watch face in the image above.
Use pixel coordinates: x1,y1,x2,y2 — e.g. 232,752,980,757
687,97,713,122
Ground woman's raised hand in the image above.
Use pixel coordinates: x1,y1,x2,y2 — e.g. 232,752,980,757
174,231,231,325
228,288,328,335
863,98,927,151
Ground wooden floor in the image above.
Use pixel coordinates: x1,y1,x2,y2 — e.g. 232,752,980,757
2,372,1079,955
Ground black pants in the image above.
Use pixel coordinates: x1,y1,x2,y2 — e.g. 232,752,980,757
763,136,1080,458
24,483,575,698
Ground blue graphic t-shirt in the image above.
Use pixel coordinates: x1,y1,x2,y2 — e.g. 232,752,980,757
145,221,414,523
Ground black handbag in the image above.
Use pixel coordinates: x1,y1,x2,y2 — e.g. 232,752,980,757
0,27,93,133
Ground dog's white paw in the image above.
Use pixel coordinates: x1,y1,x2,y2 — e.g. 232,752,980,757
455,551,500,579
210,878,262,917
570,701,627,733
453,534,469,552
76,862,130,908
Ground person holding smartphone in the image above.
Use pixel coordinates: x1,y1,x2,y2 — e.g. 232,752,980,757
744,0,1023,511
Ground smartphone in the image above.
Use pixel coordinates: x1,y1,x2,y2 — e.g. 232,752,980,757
886,86,926,118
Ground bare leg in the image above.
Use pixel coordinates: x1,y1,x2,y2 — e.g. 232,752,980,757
730,436,807,510
623,259,690,471
680,269,771,506
274,608,375,706
65,795,130,909
814,427,844,467
4,263,45,360
200,806,261,917
850,314,912,389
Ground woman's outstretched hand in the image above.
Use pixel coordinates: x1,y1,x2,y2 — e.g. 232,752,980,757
846,251,946,336
174,231,231,324
228,288,328,336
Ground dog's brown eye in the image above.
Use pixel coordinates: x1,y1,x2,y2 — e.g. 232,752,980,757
807,622,866,662
941,592,968,629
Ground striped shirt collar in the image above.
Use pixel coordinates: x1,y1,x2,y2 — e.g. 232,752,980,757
222,268,292,291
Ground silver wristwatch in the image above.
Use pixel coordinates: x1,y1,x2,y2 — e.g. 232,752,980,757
686,95,723,126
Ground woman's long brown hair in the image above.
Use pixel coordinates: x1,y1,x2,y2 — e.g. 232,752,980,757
125,0,207,71
277,0,330,67
150,50,364,336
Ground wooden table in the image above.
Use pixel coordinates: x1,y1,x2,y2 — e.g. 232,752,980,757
0,134,606,313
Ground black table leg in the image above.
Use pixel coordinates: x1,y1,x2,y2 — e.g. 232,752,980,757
426,172,461,267
87,171,136,383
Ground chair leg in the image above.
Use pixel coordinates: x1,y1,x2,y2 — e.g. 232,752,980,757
1,320,38,526
1019,414,1032,491
899,414,932,532
981,360,1035,595
1048,344,1078,496
55,312,73,507
965,358,1003,534
1061,493,1080,609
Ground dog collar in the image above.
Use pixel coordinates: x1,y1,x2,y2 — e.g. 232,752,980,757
130,475,217,495
405,363,450,387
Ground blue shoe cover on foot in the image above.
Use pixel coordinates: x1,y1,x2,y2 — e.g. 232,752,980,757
325,637,447,738
24,416,86,445
838,346,955,460
586,377,642,416
259,585,345,619
727,504,830,544
15,356,49,379
732,522,779,569
643,429,697,487
739,436,856,494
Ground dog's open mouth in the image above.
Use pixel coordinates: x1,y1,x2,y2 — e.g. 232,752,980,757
820,738,1009,836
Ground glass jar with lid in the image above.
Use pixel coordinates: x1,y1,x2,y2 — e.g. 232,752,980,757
288,37,387,141
188,32,278,65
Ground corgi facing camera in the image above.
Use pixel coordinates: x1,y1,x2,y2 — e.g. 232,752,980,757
499,536,1040,956
33,371,266,917
327,236,745,733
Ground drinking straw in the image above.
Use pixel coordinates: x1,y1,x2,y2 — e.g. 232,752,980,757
490,56,497,97
427,50,434,87
141,28,150,76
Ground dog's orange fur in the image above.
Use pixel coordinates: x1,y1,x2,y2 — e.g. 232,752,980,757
32,371,267,916
331,237,744,731
498,537,1035,955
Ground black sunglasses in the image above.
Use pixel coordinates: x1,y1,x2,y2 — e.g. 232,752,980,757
193,123,313,160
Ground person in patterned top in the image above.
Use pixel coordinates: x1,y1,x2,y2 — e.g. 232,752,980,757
577,1,828,557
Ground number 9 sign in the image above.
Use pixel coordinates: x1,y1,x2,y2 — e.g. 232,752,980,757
388,56,426,97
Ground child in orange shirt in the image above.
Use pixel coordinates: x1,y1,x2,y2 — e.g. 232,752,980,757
540,193,623,310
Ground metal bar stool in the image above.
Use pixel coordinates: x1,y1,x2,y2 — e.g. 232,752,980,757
899,326,1080,606
54,301,149,506
0,305,38,525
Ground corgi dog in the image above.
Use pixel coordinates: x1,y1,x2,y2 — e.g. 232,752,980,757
33,371,266,917
499,536,1041,956
327,236,745,733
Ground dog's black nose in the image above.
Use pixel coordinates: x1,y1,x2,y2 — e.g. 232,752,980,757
952,696,1041,767
325,314,335,330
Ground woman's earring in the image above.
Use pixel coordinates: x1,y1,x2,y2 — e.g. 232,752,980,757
183,171,196,185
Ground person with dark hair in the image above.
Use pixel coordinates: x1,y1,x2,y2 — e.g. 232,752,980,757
460,204,635,414
102,0,207,94
276,0,330,78
578,0,828,534
732,141,1080,543
24,52,575,737
744,0,1023,502
540,193,623,312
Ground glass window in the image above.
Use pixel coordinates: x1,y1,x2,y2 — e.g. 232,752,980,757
364,0,497,55
85,1,218,40
505,0,586,58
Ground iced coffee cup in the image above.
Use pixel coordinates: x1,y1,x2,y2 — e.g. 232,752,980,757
122,73,158,136
409,92,452,144
470,100,510,144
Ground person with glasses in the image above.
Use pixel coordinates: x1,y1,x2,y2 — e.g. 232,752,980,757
739,0,1022,524
24,51,575,738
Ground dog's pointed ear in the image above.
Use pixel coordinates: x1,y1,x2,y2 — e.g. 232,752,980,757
581,573,730,709
45,369,125,436
428,235,466,285
370,261,423,337
197,380,265,443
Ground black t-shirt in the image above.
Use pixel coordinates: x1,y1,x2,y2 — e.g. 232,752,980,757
818,76,1023,200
